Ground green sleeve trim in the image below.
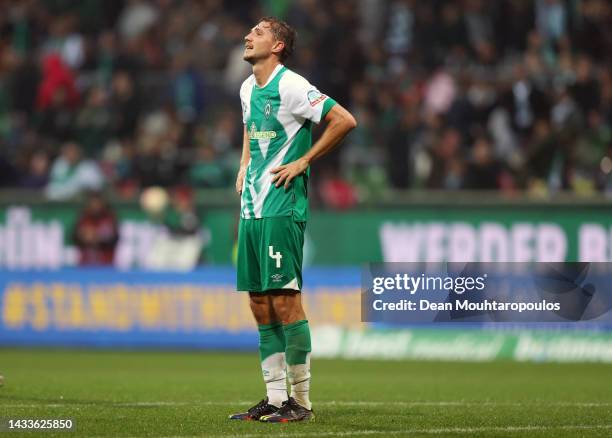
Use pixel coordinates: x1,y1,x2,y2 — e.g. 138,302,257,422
321,98,337,119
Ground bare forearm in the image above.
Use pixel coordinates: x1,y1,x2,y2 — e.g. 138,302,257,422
240,125,250,168
269,104,357,189
236,125,250,194
303,120,349,164
302,105,356,165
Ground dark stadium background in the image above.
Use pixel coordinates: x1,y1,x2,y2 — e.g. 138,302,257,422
0,1,611,437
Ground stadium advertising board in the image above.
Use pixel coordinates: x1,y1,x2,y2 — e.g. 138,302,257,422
1,205,612,268
1,266,612,362
0,267,359,349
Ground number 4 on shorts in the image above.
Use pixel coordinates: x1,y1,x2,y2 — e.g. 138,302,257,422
268,246,282,268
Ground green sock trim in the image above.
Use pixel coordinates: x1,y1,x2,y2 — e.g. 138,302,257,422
283,319,311,365
258,322,286,362
258,322,283,330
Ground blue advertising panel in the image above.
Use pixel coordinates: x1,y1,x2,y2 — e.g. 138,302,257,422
3,265,611,351
0,267,361,349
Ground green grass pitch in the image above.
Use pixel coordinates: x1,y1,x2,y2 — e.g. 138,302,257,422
0,348,611,437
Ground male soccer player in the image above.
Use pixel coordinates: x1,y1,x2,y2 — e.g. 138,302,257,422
229,17,356,423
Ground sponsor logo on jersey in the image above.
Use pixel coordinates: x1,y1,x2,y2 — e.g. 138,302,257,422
249,122,277,140
271,273,284,282
307,89,326,107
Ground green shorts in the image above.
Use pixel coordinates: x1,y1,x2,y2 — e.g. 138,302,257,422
237,217,305,293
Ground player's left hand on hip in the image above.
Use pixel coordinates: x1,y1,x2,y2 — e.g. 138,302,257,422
270,158,309,190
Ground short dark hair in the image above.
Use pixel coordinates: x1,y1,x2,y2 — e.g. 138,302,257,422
260,16,296,62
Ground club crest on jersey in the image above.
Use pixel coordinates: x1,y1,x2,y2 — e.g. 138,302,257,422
307,89,326,107
249,121,277,140
264,100,272,119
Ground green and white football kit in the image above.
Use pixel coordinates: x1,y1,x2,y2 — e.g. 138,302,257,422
237,64,336,293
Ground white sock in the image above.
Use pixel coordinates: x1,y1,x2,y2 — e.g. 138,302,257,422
288,353,311,410
261,352,288,408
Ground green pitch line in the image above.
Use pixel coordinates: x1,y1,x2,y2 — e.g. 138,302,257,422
0,349,611,437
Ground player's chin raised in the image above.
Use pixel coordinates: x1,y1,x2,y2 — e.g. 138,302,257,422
243,46,256,63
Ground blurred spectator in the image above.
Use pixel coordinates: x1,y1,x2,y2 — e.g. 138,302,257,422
464,0,494,61
223,19,253,92
147,186,203,271
384,0,415,58
0,0,608,199
0,155,18,187
526,118,557,183
387,107,418,189
19,151,50,189
36,54,79,111
496,0,535,54
169,51,205,126
502,63,550,136
93,30,119,85
72,192,119,266
41,14,85,69
574,111,612,185
569,56,600,116
427,128,463,190
10,57,40,117
117,0,159,40
132,109,181,187
189,146,227,188
36,87,76,143
210,110,239,154
318,170,358,210
573,0,610,61
463,135,503,190
45,141,105,200
74,86,112,157
535,0,567,45
424,67,457,116
437,2,469,57
110,71,140,140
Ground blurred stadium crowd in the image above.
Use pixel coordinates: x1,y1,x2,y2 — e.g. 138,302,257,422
0,0,610,205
